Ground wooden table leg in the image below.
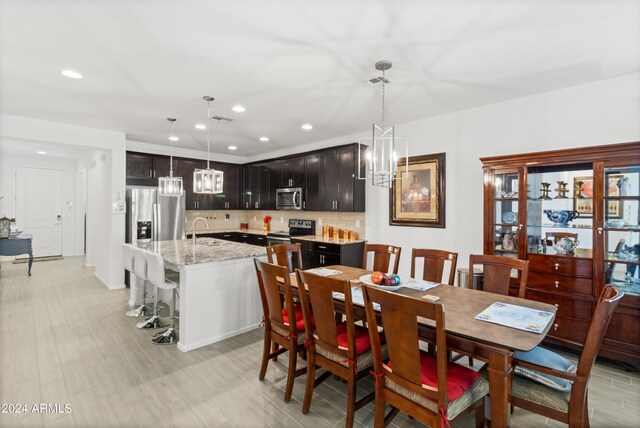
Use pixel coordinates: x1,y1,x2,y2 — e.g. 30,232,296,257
487,350,513,428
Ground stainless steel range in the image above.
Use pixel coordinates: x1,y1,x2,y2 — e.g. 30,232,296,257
266,219,316,246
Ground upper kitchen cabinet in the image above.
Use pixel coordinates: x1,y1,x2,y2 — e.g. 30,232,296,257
211,163,241,210
320,145,365,212
126,152,171,186
242,164,270,210
177,158,211,211
278,156,305,188
304,153,322,211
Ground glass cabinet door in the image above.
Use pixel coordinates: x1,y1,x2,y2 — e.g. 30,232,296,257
526,163,594,257
492,171,521,258
603,164,639,296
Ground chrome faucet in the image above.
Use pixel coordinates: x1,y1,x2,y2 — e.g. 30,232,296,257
190,217,210,244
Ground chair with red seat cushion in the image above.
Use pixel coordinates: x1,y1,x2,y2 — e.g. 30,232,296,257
254,259,308,403
363,244,402,274
362,284,488,428
267,243,304,273
296,269,387,428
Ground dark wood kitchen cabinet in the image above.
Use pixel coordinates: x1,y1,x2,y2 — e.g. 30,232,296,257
279,156,305,188
304,153,322,211
211,163,241,210
242,164,270,210
481,142,640,366
320,145,365,212
126,152,170,186
293,239,364,269
177,159,211,211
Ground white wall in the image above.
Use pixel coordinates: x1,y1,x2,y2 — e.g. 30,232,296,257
0,114,127,289
0,152,81,256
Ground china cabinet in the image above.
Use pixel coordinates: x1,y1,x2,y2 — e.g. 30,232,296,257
481,142,640,365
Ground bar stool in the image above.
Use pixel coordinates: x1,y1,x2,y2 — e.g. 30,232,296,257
123,243,147,317
134,247,165,329
145,251,178,345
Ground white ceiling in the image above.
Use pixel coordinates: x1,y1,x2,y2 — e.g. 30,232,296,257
1,1,638,157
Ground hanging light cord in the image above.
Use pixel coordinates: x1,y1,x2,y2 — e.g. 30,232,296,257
381,68,386,128
206,98,211,170
168,118,176,177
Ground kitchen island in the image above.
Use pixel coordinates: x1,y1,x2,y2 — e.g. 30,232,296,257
135,237,267,352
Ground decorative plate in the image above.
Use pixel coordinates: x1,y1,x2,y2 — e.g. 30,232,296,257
358,274,402,291
502,212,517,224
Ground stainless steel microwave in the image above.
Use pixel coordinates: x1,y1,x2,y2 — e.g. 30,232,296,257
276,187,303,210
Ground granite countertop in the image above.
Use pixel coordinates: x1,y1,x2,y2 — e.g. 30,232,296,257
291,235,366,245
135,238,266,266
189,229,365,245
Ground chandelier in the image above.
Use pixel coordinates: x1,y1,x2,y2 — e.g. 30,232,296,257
193,96,224,194
358,60,408,188
158,117,183,197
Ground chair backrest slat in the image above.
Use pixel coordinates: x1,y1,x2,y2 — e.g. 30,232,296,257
266,243,304,273
254,259,295,333
363,285,446,405
411,248,458,285
132,247,148,280
296,270,354,358
469,254,529,298
363,244,401,274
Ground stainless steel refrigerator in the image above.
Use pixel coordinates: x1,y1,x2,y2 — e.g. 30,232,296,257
126,187,185,243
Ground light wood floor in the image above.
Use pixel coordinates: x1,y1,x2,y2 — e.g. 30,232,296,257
1,257,638,427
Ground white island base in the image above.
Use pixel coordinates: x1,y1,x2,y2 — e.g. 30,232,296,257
173,255,266,352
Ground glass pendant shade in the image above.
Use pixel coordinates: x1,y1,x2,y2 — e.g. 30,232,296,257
193,168,223,194
194,96,224,194
158,117,184,197
159,173,184,197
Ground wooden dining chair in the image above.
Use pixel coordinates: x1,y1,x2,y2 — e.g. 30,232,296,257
363,244,401,274
254,259,309,402
296,269,384,428
410,248,458,285
266,243,304,273
509,285,623,427
362,284,488,428
469,254,529,298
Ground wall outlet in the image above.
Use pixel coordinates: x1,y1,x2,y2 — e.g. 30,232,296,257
318,218,322,225
254,216,257,221
214,276,222,290
356,219,360,228
280,217,284,223
225,213,230,220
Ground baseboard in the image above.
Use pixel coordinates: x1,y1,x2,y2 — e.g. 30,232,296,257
177,324,259,352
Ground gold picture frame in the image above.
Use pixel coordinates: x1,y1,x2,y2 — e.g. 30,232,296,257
573,175,621,219
390,153,445,228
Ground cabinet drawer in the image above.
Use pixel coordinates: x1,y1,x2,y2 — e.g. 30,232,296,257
311,242,341,254
547,316,591,343
527,272,593,295
528,254,592,278
526,290,593,321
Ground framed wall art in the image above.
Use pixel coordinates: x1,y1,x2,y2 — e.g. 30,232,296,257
390,152,445,228
573,175,622,219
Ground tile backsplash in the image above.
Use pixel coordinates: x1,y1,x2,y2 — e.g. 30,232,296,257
185,210,365,238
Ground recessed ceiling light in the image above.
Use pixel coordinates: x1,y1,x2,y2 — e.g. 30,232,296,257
194,123,206,130
228,145,237,151
232,105,246,113
301,123,313,130
169,136,179,142
259,137,270,142
37,151,47,155
61,70,83,79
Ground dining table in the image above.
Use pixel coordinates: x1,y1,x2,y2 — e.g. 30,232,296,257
291,265,557,427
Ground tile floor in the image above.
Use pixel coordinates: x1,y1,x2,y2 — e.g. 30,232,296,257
0,257,638,427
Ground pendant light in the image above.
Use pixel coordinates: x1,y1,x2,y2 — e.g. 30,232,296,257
358,60,408,188
158,118,184,197
193,96,224,194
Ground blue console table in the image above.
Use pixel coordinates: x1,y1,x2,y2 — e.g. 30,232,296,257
0,234,33,275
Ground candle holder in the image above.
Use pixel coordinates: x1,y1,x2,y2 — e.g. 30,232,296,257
539,182,552,200
554,181,569,199
574,181,585,199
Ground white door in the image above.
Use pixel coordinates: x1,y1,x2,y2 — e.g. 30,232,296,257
15,167,63,257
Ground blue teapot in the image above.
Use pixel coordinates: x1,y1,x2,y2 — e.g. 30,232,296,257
544,209,580,226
